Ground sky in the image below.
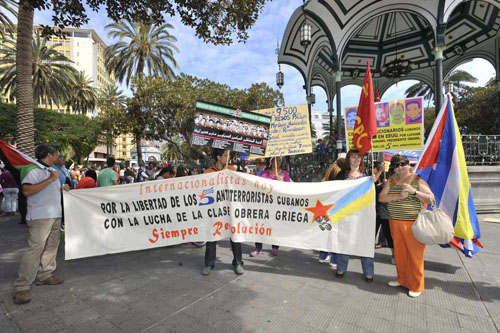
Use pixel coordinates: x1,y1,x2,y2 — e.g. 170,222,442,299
31,1,496,115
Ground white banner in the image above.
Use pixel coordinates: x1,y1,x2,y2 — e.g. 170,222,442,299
64,170,375,260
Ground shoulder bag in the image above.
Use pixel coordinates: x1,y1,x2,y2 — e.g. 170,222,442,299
412,198,454,245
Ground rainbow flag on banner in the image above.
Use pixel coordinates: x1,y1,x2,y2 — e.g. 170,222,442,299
0,139,44,183
415,94,482,257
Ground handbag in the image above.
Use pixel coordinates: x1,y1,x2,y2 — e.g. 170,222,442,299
412,198,454,245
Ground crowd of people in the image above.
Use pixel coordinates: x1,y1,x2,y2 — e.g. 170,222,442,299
8,143,435,304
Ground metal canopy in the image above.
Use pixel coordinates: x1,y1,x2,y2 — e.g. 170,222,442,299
279,0,500,101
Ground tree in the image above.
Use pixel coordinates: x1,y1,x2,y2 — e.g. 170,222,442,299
104,19,180,164
405,69,478,105
104,19,179,86
0,0,16,37
132,74,284,168
95,84,128,155
14,0,269,157
0,102,101,163
455,83,497,134
0,31,77,106
66,71,97,114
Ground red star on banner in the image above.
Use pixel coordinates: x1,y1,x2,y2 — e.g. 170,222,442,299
304,200,335,223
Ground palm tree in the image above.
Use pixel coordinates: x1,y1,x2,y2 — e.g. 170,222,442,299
0,32,77,106
405,69,478,105
0,0,16,37
66,71,97,114
14,3,35,156
104,19,179,164
97,84,127,155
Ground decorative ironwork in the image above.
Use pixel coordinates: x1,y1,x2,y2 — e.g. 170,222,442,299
275,41,284,89
381,13,412,80
381,58,412,80
461,135,500,165
276,68,284,89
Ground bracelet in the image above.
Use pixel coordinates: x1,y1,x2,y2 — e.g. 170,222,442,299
414,190,419,196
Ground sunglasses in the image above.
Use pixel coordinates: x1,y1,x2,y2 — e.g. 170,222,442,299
393,161,409,168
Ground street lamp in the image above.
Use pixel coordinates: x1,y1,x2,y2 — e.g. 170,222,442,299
307,93,315,105
276,66,284,89
300,20,312,47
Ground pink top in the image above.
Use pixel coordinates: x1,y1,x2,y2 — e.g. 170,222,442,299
261,169,291,182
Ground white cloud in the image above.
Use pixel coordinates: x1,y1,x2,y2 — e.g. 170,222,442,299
28,1,497,114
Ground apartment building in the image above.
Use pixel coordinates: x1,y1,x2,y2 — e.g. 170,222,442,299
30,26,132,163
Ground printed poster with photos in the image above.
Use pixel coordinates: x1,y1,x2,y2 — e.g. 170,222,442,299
191,101,271,156
344,97,424,152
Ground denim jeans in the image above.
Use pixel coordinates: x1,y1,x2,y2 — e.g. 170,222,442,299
336,254,374,276
318,251,337,264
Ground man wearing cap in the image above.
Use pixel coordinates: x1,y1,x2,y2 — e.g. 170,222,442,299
14,144,70,304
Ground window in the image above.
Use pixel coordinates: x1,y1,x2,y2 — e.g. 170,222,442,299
73,31,89,38
122,137,126,142
123,145,127,149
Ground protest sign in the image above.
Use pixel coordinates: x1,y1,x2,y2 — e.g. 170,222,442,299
64,170,375,260
345,97,424,152
250,104,312,158
191,101,271,155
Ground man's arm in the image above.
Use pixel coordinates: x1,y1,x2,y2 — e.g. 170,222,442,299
23,171,60,197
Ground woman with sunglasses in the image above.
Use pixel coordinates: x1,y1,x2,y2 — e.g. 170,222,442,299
379,154,434,298
334,149,384,282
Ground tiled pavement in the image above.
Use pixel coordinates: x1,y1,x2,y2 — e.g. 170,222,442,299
1,213,499,332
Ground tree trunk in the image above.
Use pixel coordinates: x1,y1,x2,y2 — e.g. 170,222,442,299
16,3,35,156
136,133,142,165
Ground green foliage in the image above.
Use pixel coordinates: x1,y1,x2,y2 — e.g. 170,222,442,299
423,107,436,139
0,103,101,162
0,0,16,37
66,71,98,114
405,69,478,103
455,84,498,134
130,74,284,166
104,19,179,86
0,32,78,105
33,0,268,45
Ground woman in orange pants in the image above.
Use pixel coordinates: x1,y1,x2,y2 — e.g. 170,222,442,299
379,154,434,298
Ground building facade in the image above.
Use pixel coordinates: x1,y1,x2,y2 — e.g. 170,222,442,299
31,26,133,164
311,110,330,140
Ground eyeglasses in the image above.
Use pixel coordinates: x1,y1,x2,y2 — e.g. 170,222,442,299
393,161,409,168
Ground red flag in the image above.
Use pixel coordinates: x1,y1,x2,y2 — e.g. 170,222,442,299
352,62,377,155
375,88,381,102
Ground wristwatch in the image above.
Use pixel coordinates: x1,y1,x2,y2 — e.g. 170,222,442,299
414,190,419,196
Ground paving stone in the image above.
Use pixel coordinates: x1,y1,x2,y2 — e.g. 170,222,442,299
1,215,500,332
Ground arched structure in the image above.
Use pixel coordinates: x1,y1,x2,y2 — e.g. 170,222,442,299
278,0,500,154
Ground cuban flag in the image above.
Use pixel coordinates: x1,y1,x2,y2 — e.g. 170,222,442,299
415,94,482,257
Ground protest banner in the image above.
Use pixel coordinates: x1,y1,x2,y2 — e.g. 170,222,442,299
345,97,424,152
250,104,312,158
64,170,375,260
191,101,271,155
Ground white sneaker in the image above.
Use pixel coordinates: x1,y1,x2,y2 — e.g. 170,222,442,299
318,255,331,263
388,280,401,287
329,262,337,269
408,291,422,298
